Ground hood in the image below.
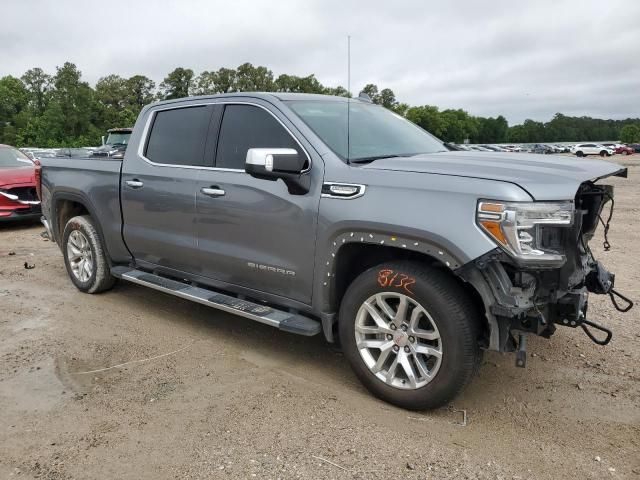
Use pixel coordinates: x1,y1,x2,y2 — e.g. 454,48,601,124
0,165,36,188
361,152,626,200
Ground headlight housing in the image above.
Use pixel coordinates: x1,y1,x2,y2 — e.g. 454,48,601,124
477,200,574,266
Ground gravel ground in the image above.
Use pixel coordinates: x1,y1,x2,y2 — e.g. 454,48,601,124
1,158,639,479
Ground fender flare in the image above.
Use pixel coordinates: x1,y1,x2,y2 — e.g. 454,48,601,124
316,228,464,341
49,191,111,262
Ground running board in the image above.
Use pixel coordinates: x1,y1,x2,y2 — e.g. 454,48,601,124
111,267,321,336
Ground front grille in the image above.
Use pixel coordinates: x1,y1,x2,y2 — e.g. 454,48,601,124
8,186,38,202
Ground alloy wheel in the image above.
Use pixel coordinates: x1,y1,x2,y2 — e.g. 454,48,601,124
354,292,443,390
67,230,94,283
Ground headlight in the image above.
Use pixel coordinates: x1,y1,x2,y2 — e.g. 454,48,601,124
477,200,574,266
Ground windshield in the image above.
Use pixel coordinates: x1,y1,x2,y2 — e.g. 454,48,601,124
0,146,33,168
105,132,131,145
286,100,446,162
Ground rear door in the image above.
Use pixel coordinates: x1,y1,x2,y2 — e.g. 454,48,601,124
121,104,215,274
195,101,323,304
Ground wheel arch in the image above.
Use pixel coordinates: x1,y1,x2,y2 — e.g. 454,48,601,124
50,192,111,264
318,233,489,344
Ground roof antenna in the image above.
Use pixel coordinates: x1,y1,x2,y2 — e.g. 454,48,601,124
347,35,351,164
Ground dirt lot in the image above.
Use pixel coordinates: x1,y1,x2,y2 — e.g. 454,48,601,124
1,160,639,480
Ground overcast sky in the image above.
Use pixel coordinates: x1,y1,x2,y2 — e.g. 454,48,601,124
2,0,638,124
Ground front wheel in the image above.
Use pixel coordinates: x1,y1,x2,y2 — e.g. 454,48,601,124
62,215,116,293
338,261,482,410
576,151,584,157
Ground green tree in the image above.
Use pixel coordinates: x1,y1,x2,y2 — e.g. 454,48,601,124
47,62,99,144
235,63,274,91
95,74,138,128
323,85,350,97
125,75,155,109
21,67,51,115
274,74,325,93
0,76,29,144
159,67,194,99
619,124,640,143
406,105,447,138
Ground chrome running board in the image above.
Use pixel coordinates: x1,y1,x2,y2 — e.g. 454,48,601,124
111,267,321,336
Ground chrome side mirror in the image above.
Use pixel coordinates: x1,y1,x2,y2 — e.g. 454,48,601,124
245,148,311,194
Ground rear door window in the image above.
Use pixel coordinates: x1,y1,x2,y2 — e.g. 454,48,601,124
215,104,300,170
145,106,213,166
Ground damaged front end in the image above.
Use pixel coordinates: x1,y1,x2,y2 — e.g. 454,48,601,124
460,171,633,366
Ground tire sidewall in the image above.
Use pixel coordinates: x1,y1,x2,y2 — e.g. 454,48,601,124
339,263,477,409
62,217,98,292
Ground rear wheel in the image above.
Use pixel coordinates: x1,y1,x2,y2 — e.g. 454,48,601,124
338,261,482,410
62,215,116,293
576,151,584,157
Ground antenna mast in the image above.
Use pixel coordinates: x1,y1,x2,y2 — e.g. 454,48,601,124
347,35,351,163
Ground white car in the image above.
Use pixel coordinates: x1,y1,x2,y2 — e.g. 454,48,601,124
570,143,614,157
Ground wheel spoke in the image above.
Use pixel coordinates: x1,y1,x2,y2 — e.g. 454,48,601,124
83,259,92,278
411,353,431,379
375,294,395,320
411,329,440,341
398,353,417,389
355,324,384,335
414,344,442,358
384,354,399,385
371,341,394,373
394,295,408,323
357,338,388,350
364,303,392,333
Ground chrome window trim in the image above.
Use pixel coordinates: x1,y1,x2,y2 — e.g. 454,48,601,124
136,101,312,173
321,182,367,200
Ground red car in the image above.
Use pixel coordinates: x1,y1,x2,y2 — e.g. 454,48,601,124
0,144,41,221
602,143,635,155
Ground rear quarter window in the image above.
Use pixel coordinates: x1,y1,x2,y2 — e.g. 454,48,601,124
144,106,212,166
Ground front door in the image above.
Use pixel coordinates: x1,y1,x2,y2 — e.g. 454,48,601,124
196,102,322,304
122,104,214,274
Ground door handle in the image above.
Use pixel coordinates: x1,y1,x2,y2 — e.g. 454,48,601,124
201,187,226,197
126,179,144,189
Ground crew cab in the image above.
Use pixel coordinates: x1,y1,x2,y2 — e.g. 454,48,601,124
38,93,633,410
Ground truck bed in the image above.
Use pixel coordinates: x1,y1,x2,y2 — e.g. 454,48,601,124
39,156,131,263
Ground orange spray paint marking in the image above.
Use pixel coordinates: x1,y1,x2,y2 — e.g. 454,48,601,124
377,269,416,295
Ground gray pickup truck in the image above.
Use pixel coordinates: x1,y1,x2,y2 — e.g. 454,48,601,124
38,93,633,410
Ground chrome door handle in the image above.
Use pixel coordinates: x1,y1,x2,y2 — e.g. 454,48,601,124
126,179,144,189
201,187,226,197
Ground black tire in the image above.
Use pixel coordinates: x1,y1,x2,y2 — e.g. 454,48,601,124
576,151,584,157
338,261,482,410
600,150,607,157
62,215,116,293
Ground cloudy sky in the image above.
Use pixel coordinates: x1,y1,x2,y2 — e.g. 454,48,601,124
2,0,638,123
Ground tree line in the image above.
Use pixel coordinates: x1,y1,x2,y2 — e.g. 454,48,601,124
1,62,639,147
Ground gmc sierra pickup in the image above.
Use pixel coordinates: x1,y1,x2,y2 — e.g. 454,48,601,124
39,93,633,410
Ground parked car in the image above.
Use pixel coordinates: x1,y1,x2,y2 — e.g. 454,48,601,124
570,144,615,157
554,145,571,153
529,144,554,154
602,143,634,155
481,145,508,152
38,93,632,410
629,143,640,153
0,144,41,221
91,127,133,159
56,147,95,158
